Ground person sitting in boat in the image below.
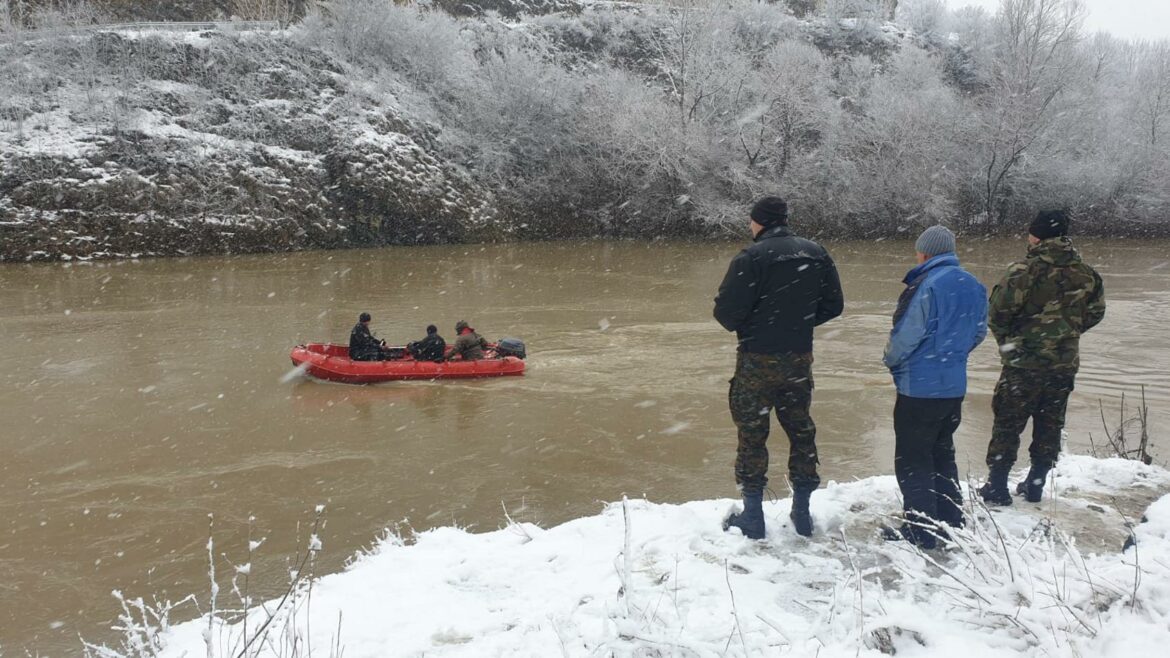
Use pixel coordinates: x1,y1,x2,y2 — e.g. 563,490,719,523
446,320,489,361
407,324,447,362
349,312,390,361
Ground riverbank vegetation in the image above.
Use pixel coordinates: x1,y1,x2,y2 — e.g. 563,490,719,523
3,0,1170,261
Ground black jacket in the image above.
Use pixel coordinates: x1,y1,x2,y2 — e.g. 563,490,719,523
408,333,447,362
713,225,844,354
349,322,384,361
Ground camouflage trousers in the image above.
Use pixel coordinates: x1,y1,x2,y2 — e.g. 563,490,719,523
986,366,1077,469
729,351,820,495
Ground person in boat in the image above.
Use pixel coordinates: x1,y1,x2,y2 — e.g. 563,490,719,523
446,320,489,361
407,324,447,362
349,312,390,361
713,195,844,540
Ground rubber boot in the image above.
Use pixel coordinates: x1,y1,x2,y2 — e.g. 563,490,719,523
978,466,1013,506
722,492,765,540
790,488,814,537
1016,463,1051,503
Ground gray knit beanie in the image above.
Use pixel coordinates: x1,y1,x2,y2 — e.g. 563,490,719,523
915,225,956,257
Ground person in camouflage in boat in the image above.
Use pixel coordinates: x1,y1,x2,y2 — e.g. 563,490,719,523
979,210,1106,506
447,320,489,361
714,197,844,539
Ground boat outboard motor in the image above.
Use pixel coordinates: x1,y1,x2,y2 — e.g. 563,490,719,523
496,337,526,359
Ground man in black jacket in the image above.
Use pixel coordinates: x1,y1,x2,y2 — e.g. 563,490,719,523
407,324,447,362
714,196,844,539
349,312,389,361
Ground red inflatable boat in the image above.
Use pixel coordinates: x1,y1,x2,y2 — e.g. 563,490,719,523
289,343,526,384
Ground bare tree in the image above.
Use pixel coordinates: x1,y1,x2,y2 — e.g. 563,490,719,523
648,0,736,130
0,0,21,32
1132,42,1170,147
979,0,1086,225
821,45,970,229
232,0,298,24
896,0,947,34
727,40,830,180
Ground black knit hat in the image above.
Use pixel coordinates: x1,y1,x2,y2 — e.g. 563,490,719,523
1029,210,1070,240
426,324,438,334
359,312,371,323
750,196,789,227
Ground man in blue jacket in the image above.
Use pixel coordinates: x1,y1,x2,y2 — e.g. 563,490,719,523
882,226,987,549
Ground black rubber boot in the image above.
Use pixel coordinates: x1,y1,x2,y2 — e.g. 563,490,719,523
1016,463,1051,503
790,488,814,537
978,466,1013,506
723,492,765,539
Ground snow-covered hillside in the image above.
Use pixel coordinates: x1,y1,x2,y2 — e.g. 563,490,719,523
100,455,1170,657
4,0,1170,262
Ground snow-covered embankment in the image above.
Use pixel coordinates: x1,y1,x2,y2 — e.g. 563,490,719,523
138,455,1170,657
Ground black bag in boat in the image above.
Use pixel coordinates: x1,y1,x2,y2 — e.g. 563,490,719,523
495,337,526,359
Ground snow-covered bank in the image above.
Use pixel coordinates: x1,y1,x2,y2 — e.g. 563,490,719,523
120,455,1170,657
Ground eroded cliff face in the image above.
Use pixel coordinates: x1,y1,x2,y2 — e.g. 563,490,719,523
0,25,506,261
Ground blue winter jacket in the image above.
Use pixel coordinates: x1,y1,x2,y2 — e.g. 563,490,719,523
883,253,988,398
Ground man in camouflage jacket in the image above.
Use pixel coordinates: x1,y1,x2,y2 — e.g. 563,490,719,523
980,210,1105,505
446,320,489,361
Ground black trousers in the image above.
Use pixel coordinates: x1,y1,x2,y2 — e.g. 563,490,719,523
894,394,964,535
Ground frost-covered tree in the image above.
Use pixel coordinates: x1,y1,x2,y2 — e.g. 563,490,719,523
976,0,1086,225
895,0,947,35
647,0,732,130
727,41,831,179
0,1,16,31
839,45,970,227
1132,42,1170,147
821,0,889,21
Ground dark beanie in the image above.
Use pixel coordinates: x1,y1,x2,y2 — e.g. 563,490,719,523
359,312,371,323
1029,210,1069,240
426,324,438,334
750,196,789,227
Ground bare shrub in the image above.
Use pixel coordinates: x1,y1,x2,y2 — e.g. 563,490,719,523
1093,388,1155,464
30,0,105,30
232,0,298,23
83,506,333,658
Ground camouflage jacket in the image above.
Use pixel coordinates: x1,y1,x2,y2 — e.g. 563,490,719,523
988,237,1105,370
447,330,488,361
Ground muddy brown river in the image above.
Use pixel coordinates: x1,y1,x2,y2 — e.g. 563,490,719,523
2,238,1169,653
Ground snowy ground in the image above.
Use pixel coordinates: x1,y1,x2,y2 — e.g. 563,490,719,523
111,455,1170,657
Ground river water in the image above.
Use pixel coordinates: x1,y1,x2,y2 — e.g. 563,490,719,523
2,238,1169,653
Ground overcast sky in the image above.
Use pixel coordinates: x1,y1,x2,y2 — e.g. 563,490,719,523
954,0,1170,42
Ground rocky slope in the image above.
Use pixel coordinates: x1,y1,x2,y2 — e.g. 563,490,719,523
0,24,502,260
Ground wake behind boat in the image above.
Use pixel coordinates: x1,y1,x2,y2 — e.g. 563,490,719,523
290,342,526,384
